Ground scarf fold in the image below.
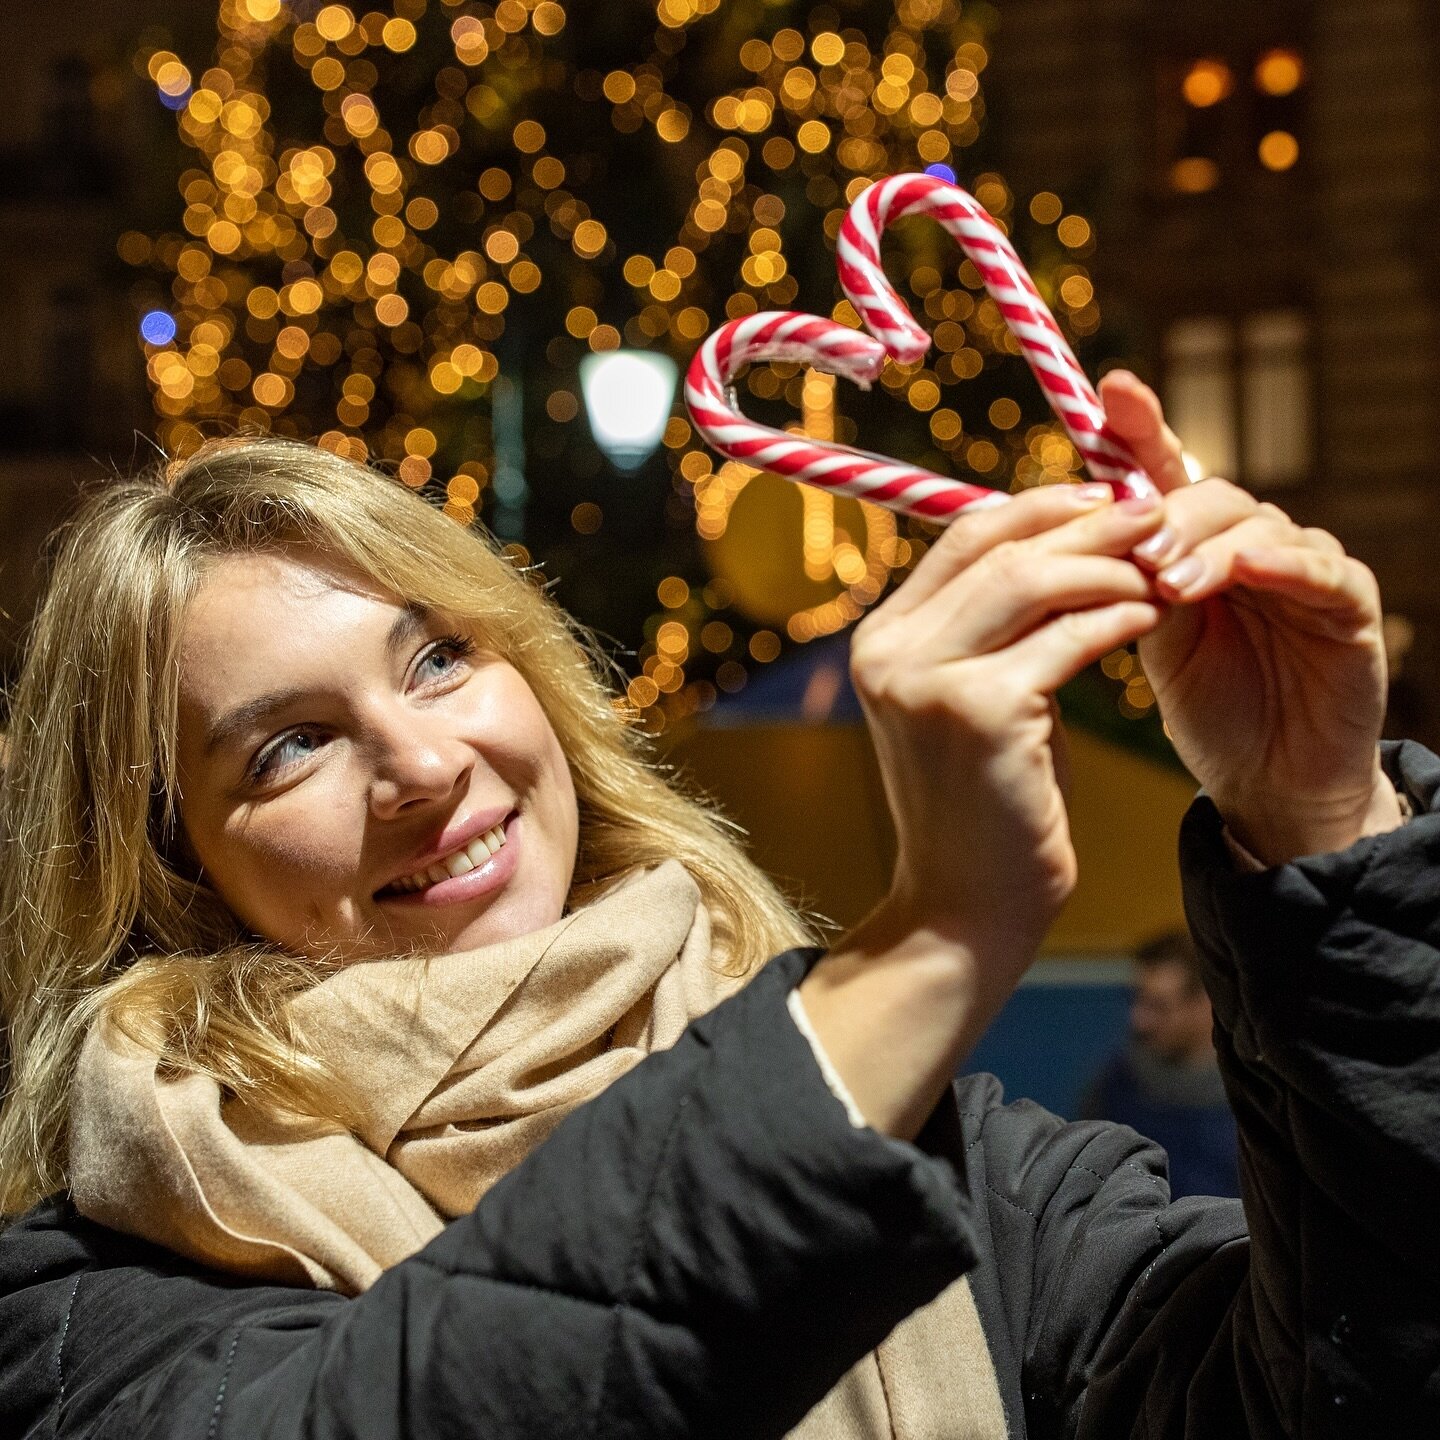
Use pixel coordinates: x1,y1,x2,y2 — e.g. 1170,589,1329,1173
69,860,1005,1439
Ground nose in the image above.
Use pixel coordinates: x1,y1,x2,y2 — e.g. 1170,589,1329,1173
365,702,474,819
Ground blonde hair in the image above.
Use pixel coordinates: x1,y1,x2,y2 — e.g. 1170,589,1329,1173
0,437,818,1216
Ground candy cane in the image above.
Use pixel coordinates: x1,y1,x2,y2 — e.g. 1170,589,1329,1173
684,309,1006,522
836,173,1155,500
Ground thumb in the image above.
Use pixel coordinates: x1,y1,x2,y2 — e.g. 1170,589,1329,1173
1099,369,1192,494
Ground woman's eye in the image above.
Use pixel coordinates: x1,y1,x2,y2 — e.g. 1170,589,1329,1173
413,635,475,687
251,727,326,782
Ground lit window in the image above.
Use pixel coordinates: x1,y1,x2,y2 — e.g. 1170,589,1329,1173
1241,310,1311,484
1164,317,1237,478
1163,310,1312,487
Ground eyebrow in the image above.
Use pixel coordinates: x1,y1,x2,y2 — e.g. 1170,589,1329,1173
203,603,432,757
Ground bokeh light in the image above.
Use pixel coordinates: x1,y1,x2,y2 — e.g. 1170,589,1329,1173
140,310,178,346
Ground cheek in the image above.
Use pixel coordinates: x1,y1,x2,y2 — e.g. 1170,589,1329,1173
198,783,367,921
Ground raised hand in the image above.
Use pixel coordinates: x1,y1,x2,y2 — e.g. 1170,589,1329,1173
1098,370,1400,865
801,482,1166,1135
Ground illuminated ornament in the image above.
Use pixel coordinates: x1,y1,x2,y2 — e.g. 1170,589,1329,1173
580,351,679,471
140,310,178,346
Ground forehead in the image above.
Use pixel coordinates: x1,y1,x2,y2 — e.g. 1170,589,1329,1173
178,551,402,702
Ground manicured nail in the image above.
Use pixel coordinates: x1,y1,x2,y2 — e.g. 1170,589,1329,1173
1159,555,1205,593
1118,494,1161,514
1073,483,1113,503
1133,528,1176,564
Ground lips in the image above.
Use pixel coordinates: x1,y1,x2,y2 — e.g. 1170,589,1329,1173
375,806,515,899
383,821,508,893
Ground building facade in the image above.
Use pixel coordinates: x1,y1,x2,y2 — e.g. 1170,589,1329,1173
992,0,1440,746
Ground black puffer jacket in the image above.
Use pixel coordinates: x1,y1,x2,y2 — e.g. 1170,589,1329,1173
1,743,1437,1438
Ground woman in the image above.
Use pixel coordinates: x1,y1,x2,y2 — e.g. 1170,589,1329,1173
0,372,1434,1437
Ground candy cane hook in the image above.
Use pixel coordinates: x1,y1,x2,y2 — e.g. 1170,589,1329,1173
837,173,1155,501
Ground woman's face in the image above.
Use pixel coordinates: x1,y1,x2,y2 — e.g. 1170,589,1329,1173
174,549,580,961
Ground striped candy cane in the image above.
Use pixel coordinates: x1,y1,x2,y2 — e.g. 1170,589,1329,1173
837,173,1155,500
684,309,1007,522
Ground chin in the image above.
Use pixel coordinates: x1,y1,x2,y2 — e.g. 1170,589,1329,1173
439,890,566,954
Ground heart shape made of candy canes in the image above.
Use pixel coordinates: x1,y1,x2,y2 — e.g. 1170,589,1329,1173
686,172,1156,523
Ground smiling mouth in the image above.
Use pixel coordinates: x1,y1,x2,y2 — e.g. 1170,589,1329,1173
378,816,511,897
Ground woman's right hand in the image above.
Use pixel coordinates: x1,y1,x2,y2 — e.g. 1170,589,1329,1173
799,484,1168,1137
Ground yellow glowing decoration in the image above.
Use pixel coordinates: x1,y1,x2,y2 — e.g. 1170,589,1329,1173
1182,59,1233,108
382,18,417,52
1258,130,1300,171
315,5,355,42
796,120,831,153
1255,49,1304,97
1029,191,1063,225
1170,157,1221,194
572,219,607,258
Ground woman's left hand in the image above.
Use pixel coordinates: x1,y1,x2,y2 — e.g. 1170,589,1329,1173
1098,370,1402,865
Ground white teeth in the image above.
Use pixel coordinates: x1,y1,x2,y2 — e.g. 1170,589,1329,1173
390,820,508,894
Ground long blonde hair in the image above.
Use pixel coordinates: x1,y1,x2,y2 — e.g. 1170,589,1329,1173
0,437,818,1216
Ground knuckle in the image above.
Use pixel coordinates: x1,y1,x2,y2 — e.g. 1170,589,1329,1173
983,540,1029,590
1302,525,1345,555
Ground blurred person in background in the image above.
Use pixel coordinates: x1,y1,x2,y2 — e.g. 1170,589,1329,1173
1080,931,1240,1198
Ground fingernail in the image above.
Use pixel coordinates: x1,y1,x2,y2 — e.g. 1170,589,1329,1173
1133,527,1176,563
1073,483,1112,503
1118,494,1161,514
1160,555,1205,593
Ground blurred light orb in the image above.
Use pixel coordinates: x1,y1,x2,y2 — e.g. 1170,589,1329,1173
1258,130,1300,172
580,350,679,471
140,310,178,346
924,162,957,184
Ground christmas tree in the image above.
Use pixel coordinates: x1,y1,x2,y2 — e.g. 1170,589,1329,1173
125,0,1160,748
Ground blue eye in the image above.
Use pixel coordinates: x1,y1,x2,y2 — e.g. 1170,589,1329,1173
413,634,476,686
251,727,325,782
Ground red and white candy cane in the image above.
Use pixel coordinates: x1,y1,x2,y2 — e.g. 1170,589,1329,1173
836,173,1155,501
684,309,1006,522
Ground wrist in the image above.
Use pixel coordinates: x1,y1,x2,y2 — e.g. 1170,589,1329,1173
797,894,1039,1138
1218,767,1405,868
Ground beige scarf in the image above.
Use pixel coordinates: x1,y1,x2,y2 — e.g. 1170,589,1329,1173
70,861,1006,1439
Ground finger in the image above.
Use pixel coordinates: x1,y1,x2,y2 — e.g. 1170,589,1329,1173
1131,476,1264,573
993,600,1164,696
882,481,1114,618
1299,525,1347,558
941,553,1155,658
1097,370,1191,494
1025,491,1168,561
1155,518,1343,604
1228,546,1380,617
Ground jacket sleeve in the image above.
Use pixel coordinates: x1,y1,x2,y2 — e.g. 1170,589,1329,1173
54,949,976,1440
981,739,1440,1439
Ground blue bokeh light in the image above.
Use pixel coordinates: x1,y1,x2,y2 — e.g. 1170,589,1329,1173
923,163,957,184
158,85,192,112
140,310,178,346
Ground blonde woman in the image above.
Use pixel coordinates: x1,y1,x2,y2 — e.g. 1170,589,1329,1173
0,373,1434,1438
